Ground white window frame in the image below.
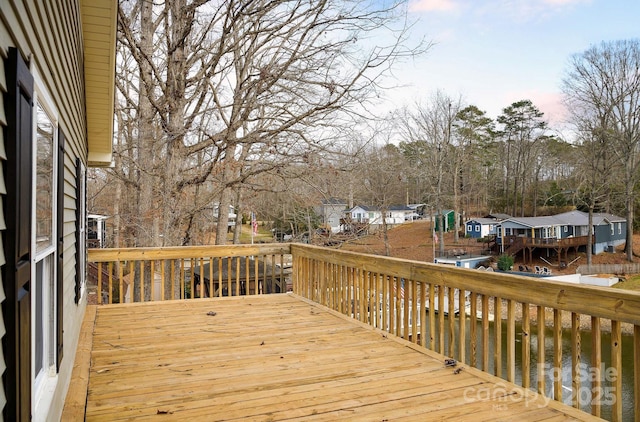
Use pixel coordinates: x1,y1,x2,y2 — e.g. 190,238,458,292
610,223,614,235
618,222,622,235
475,224,480,232
31,74,59,420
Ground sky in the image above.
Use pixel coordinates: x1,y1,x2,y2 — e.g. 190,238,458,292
383,0,640,132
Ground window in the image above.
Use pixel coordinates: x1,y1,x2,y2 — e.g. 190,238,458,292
564,225,568,233
611,224,614,235
32,90,59,415
475,225,480,232
618,222,622,235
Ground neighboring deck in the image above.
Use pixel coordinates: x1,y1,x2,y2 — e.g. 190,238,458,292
64,294,600,421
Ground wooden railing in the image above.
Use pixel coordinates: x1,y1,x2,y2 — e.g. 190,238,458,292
291,243,640,422
87,244,291,304
88,242,640,421
504,235,593,248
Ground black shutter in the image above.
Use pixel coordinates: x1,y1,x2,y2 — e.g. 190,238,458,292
56,130,65,370
2,47,34,422
74,158,83,304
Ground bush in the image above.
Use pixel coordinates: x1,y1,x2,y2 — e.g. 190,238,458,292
497,254,514,271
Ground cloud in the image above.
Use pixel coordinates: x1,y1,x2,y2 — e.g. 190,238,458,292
542,0,589,5
408,0,459,13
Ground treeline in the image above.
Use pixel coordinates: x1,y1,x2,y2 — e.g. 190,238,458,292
88,1,640,262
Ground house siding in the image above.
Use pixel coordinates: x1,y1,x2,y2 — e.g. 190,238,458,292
1,0,89,419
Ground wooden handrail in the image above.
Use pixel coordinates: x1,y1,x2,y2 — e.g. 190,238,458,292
290,243,640,422
87,244,292,304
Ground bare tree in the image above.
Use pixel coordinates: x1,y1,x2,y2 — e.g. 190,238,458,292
112,0,429,246
563,39,640,261
399,91,461,255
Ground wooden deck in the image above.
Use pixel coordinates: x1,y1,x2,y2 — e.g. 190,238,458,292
63,294,601,421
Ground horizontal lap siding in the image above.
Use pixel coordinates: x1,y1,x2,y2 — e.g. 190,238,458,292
1,0,88,419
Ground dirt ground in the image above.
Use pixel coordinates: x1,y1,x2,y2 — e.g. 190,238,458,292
338,220,639,276
337,220,639,333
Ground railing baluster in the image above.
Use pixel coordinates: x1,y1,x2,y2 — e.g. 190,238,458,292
161,259,166,301
448,287,454,356
470,292,477,367
236,256,241,296
383,274,389,333
118,260,124,304
438,286,445,354
571,312,581,409
171,259,176,300
482,294,489,372
140,261,144,302
180,259,185,299
522,303,530,389
554,309,563,402
108,262,113,304
611,320,622,422
429,283,435,351
420,282,427,348
395,277,402,336
537,306,546,395
458,288,466,364
591,316,601,417
403,279,410,341
494,297,502,377
150,260,155,301
506,299,515,383
97,262,103,305
128,261,134,303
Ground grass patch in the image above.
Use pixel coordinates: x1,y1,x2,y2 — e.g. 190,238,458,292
612,274,640,291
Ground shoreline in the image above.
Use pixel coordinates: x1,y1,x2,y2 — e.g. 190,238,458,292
479,299,635,335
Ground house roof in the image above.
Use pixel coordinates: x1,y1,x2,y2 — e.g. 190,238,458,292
349,204,413,212
484,213,511,220
388,205,413,211
499,210,626,229
466,218,499,225
321,197,347,205
81,0,117,167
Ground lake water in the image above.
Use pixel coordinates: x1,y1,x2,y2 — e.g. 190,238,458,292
418,316,635,421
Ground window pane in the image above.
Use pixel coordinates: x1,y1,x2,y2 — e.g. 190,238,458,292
36,103,54,253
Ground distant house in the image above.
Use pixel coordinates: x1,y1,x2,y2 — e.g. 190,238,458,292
465,218,499,239
465,214,509,239
496,210,626,255
88,214,109,248
434,210,455,232
319,198,348,233
388,205,415,223
213,204,237,230
346,205,412,227
406,203,426,220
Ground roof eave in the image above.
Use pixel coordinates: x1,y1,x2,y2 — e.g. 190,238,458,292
81,0,117,167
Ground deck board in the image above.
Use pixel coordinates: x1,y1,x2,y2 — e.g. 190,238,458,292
65,294,601,421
